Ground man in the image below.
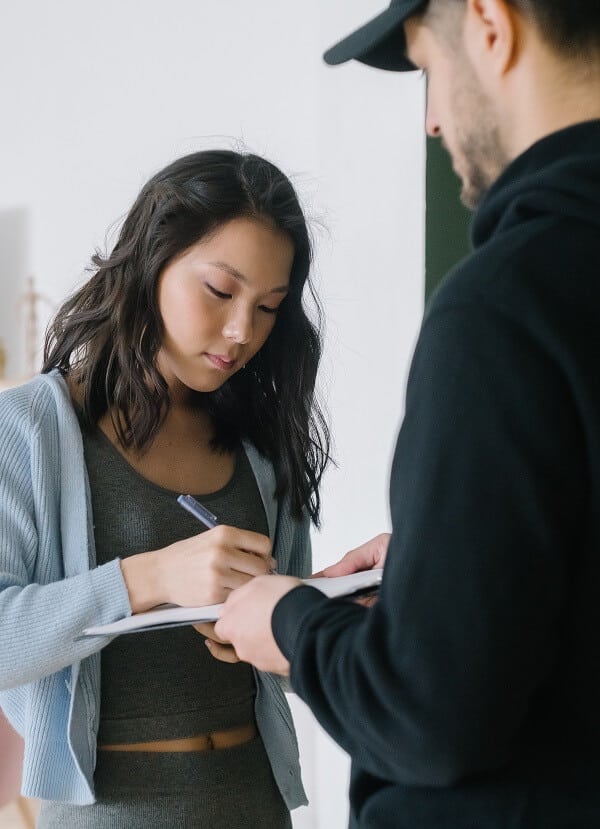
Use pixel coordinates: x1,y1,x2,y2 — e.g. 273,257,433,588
215,1,600,826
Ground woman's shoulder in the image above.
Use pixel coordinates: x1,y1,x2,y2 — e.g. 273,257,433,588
0,371,71,437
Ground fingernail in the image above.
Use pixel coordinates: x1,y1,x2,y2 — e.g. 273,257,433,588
205,640,213,649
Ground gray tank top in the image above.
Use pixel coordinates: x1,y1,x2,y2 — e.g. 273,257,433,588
80,420,268,744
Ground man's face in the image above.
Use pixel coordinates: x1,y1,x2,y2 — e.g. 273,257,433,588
404,13,509,209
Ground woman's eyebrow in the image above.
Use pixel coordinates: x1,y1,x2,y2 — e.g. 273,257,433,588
207,260,289,294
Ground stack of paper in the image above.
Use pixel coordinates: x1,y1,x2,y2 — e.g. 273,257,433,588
81,568,383,637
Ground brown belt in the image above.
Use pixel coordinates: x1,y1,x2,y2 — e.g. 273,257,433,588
98,723,258,753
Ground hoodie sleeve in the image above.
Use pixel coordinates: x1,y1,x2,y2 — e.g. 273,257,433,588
272,301,585,786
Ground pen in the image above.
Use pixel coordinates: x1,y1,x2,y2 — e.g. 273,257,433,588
177,493,276,574
177,494,218,529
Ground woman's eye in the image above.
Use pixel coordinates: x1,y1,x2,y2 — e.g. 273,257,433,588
207,284,232,300
259,305,280,315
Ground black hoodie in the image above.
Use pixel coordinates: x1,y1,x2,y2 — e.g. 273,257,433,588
273,120,600,828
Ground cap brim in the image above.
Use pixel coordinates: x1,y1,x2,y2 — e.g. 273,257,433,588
323,2,423,72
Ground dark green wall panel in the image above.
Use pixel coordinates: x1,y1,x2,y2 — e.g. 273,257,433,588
425,137,472,301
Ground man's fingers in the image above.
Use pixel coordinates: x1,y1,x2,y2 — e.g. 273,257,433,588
322,548,368,577
192,622,236,646
193,621,231,644
205,639,240,663
354,594,379,608
321,533,391,577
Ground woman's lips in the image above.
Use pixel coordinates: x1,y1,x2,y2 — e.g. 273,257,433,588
205,353,237,371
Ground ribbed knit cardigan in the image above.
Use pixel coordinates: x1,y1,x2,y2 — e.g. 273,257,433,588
0,371,309,809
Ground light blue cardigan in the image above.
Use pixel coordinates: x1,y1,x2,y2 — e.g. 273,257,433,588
0,372,309,809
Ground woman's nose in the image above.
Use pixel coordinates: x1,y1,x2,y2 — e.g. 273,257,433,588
223,309,252,344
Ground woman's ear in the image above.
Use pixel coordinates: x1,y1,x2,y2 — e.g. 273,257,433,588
464,0,519,82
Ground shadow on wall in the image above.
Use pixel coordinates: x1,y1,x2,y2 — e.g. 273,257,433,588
0,208,30,379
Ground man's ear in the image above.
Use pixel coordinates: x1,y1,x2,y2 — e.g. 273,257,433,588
464,0,519,80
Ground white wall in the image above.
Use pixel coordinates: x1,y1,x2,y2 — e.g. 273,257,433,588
0,2,425,826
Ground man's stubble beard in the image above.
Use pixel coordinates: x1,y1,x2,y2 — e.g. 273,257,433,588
450,57,510,210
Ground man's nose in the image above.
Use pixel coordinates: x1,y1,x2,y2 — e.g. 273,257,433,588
425,109,441,138
425,95,441,138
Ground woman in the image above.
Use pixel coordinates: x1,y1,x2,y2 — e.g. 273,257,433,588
0,150,330,828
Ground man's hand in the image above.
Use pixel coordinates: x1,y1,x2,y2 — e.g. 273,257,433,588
193,621,240,664
315,532,391,578
214,575,302,675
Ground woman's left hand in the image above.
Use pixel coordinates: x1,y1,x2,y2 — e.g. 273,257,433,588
193,622,240,663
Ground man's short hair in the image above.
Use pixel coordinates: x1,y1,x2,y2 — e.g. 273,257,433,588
426,0,600,61
509,0,600,59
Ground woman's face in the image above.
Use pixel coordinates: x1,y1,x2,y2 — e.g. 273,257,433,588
157,216,293,400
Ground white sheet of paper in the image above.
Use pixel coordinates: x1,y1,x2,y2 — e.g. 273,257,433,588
81,568,383,637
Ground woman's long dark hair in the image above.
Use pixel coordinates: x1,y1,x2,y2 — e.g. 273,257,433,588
43,150,331,525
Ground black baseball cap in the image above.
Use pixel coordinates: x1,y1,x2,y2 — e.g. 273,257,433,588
323,0,427,72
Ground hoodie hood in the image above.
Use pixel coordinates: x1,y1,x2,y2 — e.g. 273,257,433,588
472,120,600,249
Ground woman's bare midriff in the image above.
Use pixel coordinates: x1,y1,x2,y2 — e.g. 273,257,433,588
98,723,258,752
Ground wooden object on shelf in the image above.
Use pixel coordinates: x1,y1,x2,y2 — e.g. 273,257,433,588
0,275,54,392
17,275,53,380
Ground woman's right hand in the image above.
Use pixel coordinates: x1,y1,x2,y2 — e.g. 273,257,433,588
120,525,275,613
